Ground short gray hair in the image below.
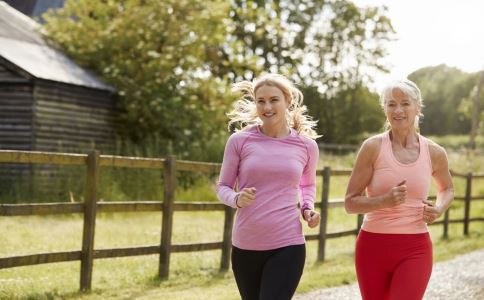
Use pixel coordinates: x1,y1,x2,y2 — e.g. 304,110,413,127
380,79,424,129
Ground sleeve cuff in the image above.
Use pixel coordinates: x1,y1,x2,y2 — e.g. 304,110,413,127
300,202,313,215
233,193,241,208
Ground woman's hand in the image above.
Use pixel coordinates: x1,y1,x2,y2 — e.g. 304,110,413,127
303,209,320,228
235,187,256,208
422,200,442,224
382,180,407,208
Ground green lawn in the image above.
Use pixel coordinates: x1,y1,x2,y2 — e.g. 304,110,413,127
1,200,483,300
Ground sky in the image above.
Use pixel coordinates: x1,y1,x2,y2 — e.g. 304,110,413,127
352,0,484,91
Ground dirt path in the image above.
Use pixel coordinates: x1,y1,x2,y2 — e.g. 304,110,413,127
294,248,484,299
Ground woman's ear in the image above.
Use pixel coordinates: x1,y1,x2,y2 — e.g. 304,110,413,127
285,96,292,108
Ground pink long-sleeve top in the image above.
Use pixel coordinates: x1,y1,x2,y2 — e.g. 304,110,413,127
216,125,319,250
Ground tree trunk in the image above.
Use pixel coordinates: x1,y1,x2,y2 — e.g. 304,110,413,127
469,70,484,150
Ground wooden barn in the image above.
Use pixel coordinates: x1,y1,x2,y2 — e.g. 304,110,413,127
0,1,117,199
2,0,65,20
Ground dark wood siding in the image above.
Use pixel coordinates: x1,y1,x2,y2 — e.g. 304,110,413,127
0,68,34,199
33,80,116,153
0,64,24,81
0,82,34,151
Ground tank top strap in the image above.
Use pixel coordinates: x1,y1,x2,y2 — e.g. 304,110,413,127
382,130,391,147
417,134,432,169
379,131,392,160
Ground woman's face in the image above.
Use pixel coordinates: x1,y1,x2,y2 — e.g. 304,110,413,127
384,88,419,130
255,84,290,128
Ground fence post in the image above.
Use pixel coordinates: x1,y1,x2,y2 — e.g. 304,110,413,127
318,167,330,261
463,172,472,235
220,206,234,271
159,155,176,279
357,214,364,232
80,150,100,291
443,209,449,239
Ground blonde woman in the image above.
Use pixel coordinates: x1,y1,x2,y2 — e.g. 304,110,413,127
345,79,454,300
216,74,321,299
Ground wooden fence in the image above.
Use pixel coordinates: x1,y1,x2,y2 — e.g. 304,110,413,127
1,149,483,291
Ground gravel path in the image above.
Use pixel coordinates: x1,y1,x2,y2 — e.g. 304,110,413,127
294,248,484,300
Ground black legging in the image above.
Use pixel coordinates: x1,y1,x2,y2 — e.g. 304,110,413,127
231,244,306,300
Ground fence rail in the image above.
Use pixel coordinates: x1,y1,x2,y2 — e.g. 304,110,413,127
1,149,483,291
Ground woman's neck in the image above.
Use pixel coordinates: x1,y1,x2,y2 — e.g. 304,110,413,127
389,128,418,148
260,123,291,138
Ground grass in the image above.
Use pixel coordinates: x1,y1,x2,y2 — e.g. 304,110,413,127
1,148,483,299
1,199,483,299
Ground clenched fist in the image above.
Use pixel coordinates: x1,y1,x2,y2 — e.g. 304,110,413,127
235,187,256,208
382,180,407,208
303,209,320,228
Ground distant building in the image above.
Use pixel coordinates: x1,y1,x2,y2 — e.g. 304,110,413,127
3,0,65,21
0,1,117,199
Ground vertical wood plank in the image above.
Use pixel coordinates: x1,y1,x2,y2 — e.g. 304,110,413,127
159,155,176,278
80,150,100,291
443,209,449,239
357,214,364,232
463,172,472,235
220,205,234,271
318,167,330,261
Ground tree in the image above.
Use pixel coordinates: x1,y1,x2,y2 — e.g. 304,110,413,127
43,0,240,160
461,70,484,149
224,0,394,142
43,0,395,153
304,84,384,144
224,1,394,88
409,65,475,135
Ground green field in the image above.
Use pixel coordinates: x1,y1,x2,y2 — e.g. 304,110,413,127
1,149,483,299
1,202,484,300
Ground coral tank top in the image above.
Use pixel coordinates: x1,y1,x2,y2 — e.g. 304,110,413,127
362,131,433,234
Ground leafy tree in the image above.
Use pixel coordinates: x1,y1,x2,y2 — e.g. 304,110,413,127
459,71,484,149
43,0,395,153
225,0,394,142
43,0,241,159
226,1,394,86
409,65,475,135
304,84,384,144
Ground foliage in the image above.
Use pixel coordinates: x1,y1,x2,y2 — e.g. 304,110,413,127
304,83,384,143
42,0,395,150
227,1,394,88
225,0,394,142
408,64,478,136
43,0,238,161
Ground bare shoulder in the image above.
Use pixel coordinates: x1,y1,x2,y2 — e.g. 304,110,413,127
426,138,448,160
357,134,383,163
426,138,449,169
361,135,383,154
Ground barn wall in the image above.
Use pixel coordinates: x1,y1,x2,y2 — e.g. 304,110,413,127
0,65,33,151
33,80,116,153
0,65,34,200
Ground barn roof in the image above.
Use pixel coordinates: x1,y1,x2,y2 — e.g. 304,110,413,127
0,1,114,92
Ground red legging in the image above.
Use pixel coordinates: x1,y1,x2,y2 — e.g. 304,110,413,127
355,230,433,300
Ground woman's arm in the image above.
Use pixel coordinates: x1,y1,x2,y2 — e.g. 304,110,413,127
300,139,320,228
423,142,454,223
216,135,241,208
